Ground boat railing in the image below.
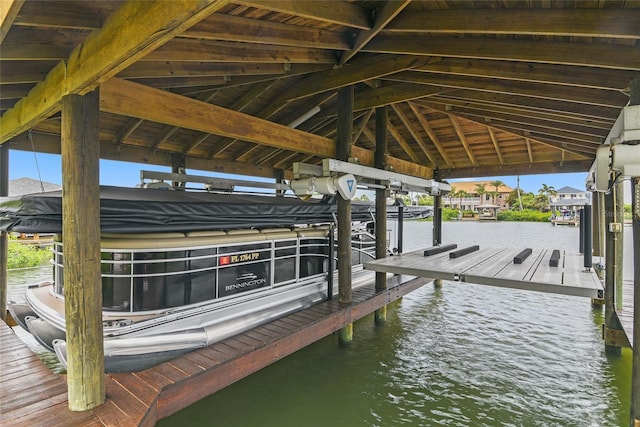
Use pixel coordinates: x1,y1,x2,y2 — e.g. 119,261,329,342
50,225,373,314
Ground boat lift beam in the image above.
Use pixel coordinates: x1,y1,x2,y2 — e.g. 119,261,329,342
293,158,451,196
140,170,290,192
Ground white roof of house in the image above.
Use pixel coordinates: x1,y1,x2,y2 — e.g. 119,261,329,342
8,177,61,196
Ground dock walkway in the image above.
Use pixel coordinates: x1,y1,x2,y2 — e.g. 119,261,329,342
0,276,429,426
365,246,603,299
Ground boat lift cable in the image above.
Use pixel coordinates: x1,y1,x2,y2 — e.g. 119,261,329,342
28,129,45,193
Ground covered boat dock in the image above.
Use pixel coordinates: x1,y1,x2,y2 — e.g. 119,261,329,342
1,1,639,425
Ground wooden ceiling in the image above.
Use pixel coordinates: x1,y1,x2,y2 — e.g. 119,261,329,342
1,0,639,182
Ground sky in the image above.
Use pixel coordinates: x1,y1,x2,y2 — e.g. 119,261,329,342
4,149,623,197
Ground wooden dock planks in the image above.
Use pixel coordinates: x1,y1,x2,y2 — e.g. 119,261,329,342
364,246,604,298
0,276,430,426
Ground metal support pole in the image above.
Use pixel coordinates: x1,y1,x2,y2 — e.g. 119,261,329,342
327,223,334,300
0,143,8,322
579,207,584,254
583,204,592,269
397,205,404,254
433,195,442,246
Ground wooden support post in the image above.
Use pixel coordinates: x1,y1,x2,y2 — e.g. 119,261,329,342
604,184,624,354
629,76,640,427
374,106,387,324
61,90,105,411
0,143,8,322
337,86,353,342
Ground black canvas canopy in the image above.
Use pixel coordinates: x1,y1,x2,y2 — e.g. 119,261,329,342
0,186,372,233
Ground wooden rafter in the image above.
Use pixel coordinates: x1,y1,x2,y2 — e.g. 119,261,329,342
274,55,430,104
384,72,629,108
415,58,636,92
112,118,143,145
525,138,534,163
235,0,372,30
449,115,478,167
339,0,411,65
184,14,350,50
387,9,640,39
0,0,232,144
487,128,504,166
352,109,374,146
407,103,453,169
365,35,640,71
0,0,25,43
387,121,420,164
390,104,437,168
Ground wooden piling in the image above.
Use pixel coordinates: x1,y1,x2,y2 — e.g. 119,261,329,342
0,143,8,323
336,86,353,342
61,91,105,411
374,106,388,323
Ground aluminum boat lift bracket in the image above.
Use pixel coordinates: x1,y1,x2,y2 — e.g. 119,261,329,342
293,159,451,196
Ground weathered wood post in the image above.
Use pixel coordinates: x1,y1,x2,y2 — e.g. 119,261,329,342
337,86,353,343
591,192,605,307
62,90,105,410
374,106,388,324
0,143,8,322
629,76,640,427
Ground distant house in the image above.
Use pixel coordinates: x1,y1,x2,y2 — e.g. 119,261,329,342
8,177,61,197
550,185,590,213
444,180,513,212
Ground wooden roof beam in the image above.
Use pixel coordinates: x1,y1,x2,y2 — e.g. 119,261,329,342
100,78,432,178
387,120,421,164
487,128,505,166
383,71,629,108
415,58,636,92
407,102,453,169
390,103,437,168
0,0,25,43
364,35,640,71
449,115,478,167
386,9,640,39
112,118,143,145
0,0,232,144
525,138,534,163
274,55,431,104
235,0,372,30
184,13,350,50
339,0,411,65
440,159,594,180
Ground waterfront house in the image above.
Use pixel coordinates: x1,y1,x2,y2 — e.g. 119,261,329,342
444,181,513,212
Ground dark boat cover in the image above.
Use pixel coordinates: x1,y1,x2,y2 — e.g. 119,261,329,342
0,186,372,233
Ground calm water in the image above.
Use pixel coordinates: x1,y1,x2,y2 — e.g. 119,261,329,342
8,222,634,426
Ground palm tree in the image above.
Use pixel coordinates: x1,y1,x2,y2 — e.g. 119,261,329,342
448,185,457,209
474,183,487,203
458,190,467,211
537,184,558,212
489,179,505,205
